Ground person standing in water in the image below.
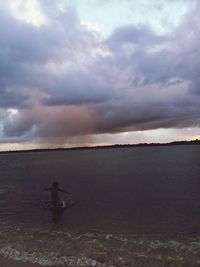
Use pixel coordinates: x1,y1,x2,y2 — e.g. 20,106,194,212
44,181,69,207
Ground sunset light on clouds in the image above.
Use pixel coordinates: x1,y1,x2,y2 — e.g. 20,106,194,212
0,0,200,150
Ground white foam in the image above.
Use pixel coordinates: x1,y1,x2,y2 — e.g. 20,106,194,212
1,223,200,266
0,246,104,266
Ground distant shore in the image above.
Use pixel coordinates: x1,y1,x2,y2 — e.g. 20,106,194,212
0,139,199,154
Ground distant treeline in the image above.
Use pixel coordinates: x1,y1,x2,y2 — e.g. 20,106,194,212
0,139,200,154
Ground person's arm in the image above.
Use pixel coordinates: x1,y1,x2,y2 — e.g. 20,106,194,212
43,187,52,191
58,188,70,194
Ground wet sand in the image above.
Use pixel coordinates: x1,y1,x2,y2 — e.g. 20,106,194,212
0,257,62,267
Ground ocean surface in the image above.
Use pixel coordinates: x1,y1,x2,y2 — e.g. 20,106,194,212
0,145,199,266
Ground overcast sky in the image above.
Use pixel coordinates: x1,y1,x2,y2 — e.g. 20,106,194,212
0,0,200,150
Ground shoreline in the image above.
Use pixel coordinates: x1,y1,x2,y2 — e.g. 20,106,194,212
0,257,62,267
0,139,199,154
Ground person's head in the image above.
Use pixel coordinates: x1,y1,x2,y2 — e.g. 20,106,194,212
52,181,59,188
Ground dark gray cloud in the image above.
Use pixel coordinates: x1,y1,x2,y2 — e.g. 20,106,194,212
0,4,114,108
0,0,200,144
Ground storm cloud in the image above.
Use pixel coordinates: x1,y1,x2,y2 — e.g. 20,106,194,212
0,0,200,145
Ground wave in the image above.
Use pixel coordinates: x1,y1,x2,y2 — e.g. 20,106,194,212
0,246,100,266
0,223,200,266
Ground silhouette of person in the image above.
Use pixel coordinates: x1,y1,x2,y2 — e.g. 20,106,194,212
44,181,69,207
44,181,70,224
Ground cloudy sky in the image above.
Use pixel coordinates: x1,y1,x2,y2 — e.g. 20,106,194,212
0,0,200,150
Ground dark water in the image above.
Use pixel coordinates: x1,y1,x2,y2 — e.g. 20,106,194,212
0,145,199,266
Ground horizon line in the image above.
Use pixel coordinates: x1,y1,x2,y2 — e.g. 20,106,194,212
0,139,199,154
